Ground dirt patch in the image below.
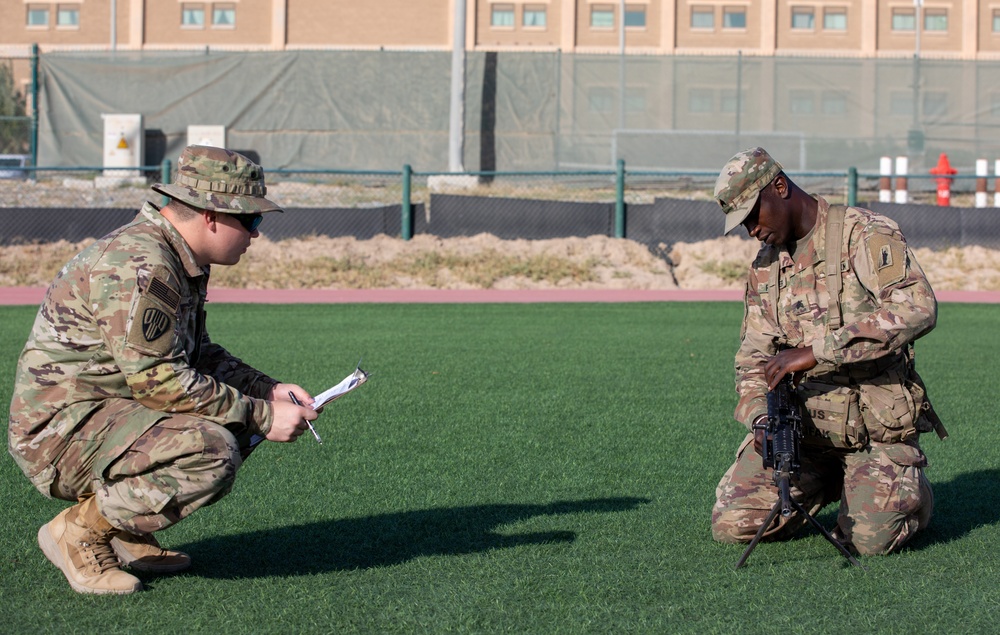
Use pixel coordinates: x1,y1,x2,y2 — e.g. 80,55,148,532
2,233,998,291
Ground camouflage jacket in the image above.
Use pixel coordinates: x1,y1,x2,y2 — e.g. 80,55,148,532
8,203,277,485
734,195,937,430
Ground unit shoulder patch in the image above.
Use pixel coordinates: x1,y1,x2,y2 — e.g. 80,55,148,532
126,273,180,356
865,232,906,289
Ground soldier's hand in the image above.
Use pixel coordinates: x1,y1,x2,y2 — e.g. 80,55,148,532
270,383,314,407
266,400,318,442
764,347,817,390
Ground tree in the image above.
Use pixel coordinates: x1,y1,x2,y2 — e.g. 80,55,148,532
0,62,29,155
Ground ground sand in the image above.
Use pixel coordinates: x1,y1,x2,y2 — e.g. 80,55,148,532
3,233,999,291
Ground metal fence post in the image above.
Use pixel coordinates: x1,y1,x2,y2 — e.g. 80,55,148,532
30,43,39,167
847,166,857,207
615,158,625,238
160,159,172,206
401,164,413,240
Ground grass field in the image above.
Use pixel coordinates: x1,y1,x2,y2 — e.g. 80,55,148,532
0,301,997,634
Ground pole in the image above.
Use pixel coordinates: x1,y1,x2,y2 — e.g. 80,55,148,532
619,0,625,131
111,0,117,52
448,0,466,172
847,167,857,207
615,159,626,238
160,159,172,206
30,43,39,167
401,164,413,240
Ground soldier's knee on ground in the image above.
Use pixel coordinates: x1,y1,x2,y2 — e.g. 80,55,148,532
850,514,922,556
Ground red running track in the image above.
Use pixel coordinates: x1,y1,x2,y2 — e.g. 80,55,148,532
3,287,1000,305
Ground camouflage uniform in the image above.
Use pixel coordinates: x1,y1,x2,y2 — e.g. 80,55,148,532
9,147,282,536
710,148,943,556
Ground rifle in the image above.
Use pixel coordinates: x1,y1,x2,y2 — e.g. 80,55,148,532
735,375,864,569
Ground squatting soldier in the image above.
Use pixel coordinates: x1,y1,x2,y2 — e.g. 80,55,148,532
8,145,319,594
711,147,947,556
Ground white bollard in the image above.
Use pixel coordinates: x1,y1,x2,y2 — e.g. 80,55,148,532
879,156,892,203
894,156,908,204
976,159,988,209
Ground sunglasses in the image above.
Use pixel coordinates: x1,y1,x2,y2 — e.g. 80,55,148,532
235,213,263,233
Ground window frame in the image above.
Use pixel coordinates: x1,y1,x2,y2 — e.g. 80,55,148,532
690,6,715,30
891,8,916,32
624,4,647,29
722,6,747,30
212,3,237,29
590,5,615,30
26,5,50,29
523,4,547,29
181,3,207,29
923,8,948,32
822,7,847,32
490,3,515,29
790,6,816,31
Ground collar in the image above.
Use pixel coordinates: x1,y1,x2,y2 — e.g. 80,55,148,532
138,202,206,279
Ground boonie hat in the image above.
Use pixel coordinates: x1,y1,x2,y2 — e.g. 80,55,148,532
714,147,782,234
152,145,283,215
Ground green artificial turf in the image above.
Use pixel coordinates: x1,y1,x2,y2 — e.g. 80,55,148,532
0,302,996,634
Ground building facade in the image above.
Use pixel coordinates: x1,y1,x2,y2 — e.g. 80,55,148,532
2,0,998,59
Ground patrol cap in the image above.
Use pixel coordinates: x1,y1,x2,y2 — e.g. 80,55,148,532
714,147,782,234
152,145,283,215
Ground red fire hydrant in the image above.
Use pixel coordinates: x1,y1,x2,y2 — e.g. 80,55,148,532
929,153,957,206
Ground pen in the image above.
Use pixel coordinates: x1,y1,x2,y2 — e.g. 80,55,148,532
289,391,322,444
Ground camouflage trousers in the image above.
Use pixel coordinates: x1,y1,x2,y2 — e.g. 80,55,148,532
712,432,933,556
49,399,243,535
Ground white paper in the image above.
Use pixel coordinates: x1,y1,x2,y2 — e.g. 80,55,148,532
311,365,369,410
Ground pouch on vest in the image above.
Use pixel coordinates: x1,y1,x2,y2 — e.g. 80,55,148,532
858,367,919,443
796,381,867,450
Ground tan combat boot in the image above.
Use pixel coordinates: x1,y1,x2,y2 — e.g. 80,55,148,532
111,532,191,573
37,496,142,595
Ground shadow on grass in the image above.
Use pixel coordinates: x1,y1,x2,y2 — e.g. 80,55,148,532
910,468,1000,547
180,497,650,578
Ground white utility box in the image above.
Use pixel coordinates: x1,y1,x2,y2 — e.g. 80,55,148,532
187,125,226,148
101,113,144,177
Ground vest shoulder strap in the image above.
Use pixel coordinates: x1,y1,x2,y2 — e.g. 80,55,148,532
825,204,848,330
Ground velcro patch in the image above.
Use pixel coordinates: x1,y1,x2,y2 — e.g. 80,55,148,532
126,273,180,356
866,233,906,289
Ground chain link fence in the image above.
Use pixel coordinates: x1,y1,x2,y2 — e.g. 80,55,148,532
1,166,998,250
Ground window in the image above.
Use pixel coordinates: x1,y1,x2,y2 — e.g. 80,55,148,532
523,5,547,28
625,88,647,113
56,5,80,27
720,89,744,113
182,4,206,28
994,10,1000,33
791,7,815,30
490,4,514,27
624,5,646,28
26,5,49,27
723,7,747,29
822,91,847,115
991,94,1000,117
924,9,947,32
823,8,847,31
889,91,914,116
213,4,236,28
790,90,814,114
588,88,614,113
892,9,915,31
923,92,947,117
691,6,714,29
591,5,615,29
689,89,714,113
